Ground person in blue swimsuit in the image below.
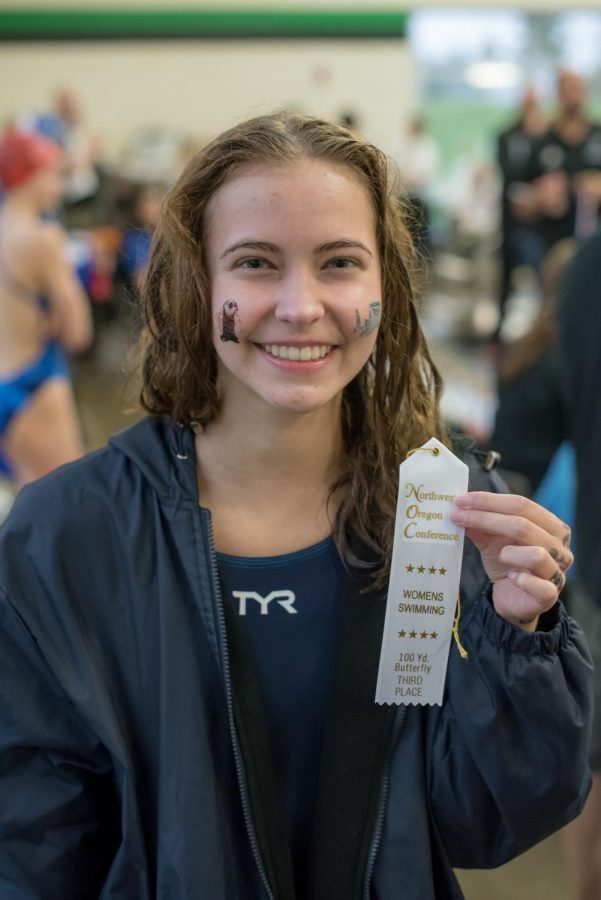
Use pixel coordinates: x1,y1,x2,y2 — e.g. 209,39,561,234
0,129,93,484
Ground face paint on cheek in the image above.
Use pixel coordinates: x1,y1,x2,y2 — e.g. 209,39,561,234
354,300,381,337
219,299,242,343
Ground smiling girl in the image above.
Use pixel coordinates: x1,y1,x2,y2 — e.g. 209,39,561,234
0,113,593,900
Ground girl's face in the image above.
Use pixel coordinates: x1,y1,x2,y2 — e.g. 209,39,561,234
205,158,382,419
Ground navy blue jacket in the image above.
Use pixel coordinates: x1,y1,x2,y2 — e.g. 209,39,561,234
0,417,593,899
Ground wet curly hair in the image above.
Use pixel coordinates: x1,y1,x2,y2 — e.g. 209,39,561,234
135,111,447,589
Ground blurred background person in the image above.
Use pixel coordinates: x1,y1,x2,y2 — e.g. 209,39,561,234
118,182,166,295
495,85,548,342
488,238,575,502
17,88,103,228
528,70,601,251
389,115,441,266
54,88,102,213
559,228,601,900
0,129,93,486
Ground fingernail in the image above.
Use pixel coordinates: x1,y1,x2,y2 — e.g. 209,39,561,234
450,511,466,524
454,494,470,507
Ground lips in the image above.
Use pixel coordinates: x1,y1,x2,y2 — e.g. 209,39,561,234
261,344,333,361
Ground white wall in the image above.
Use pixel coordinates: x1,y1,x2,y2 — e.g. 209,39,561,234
0,39,414,162
0,1,587,165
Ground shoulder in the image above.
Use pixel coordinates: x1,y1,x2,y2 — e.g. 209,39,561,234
34,221,67,260
0,417,180,559
0,443,134,562
560,232,601,322
0,417,186,626
586,122,601,143
0,216,61,256
498,122,518,142
0,441,161,641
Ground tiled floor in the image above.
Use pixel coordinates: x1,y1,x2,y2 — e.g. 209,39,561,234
457,832,568,899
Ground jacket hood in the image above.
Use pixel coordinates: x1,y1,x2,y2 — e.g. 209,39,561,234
108,416,199,503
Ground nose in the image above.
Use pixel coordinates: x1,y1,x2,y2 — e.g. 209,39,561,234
274,268,325,326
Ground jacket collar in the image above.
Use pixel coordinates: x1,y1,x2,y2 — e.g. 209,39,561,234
109,417,198,504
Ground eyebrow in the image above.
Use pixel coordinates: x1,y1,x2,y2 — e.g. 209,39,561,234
220,240,280,259
219,238,373,259
316,239,373,257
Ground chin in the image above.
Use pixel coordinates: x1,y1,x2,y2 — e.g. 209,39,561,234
262,386,339,415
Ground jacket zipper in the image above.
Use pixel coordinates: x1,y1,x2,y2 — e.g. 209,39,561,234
202,509,275,900
362,707,408,900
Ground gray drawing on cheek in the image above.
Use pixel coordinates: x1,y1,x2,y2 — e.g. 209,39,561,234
354,301,382,337
220,299,240,343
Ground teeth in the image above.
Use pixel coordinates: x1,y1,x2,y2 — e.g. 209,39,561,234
263,344,332,360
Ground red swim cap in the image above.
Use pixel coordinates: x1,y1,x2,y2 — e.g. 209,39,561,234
0,130,63,190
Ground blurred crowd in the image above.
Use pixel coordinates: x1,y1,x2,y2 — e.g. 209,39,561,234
2,87,204,336
1,70,600,497
1,70,601,506
495,70,601,337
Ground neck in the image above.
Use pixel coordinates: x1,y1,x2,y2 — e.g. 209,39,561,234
197,398,343,496
555,108,588,138
195,397,345,555
522,110,546,136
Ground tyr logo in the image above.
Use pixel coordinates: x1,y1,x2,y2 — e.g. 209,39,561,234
232,590,298,616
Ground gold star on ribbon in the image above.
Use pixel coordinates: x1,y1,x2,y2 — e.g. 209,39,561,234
409,629,417,638
398,630,406,638
405,564,414,573
428,566,437,575
417,565,425,574
430,631,438,639
420,631,428,639
439,567,447,576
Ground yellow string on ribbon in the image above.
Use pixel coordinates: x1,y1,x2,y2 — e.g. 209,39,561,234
453,592,469,659
406,446,440,459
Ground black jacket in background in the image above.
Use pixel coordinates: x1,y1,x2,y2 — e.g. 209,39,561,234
560,229,601,600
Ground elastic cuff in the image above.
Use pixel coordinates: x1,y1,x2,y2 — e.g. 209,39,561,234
462,586,571,656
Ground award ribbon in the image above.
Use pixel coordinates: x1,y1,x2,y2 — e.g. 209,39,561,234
375,437,469,706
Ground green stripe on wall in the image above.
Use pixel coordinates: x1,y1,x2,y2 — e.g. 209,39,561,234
0,8,408,41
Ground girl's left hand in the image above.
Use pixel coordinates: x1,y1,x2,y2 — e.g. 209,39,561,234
450,492,573,632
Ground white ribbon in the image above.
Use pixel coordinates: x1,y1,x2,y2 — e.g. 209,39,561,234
375,437,468,706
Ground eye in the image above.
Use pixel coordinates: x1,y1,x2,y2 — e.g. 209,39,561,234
236,257,272,270
326,257,358,270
